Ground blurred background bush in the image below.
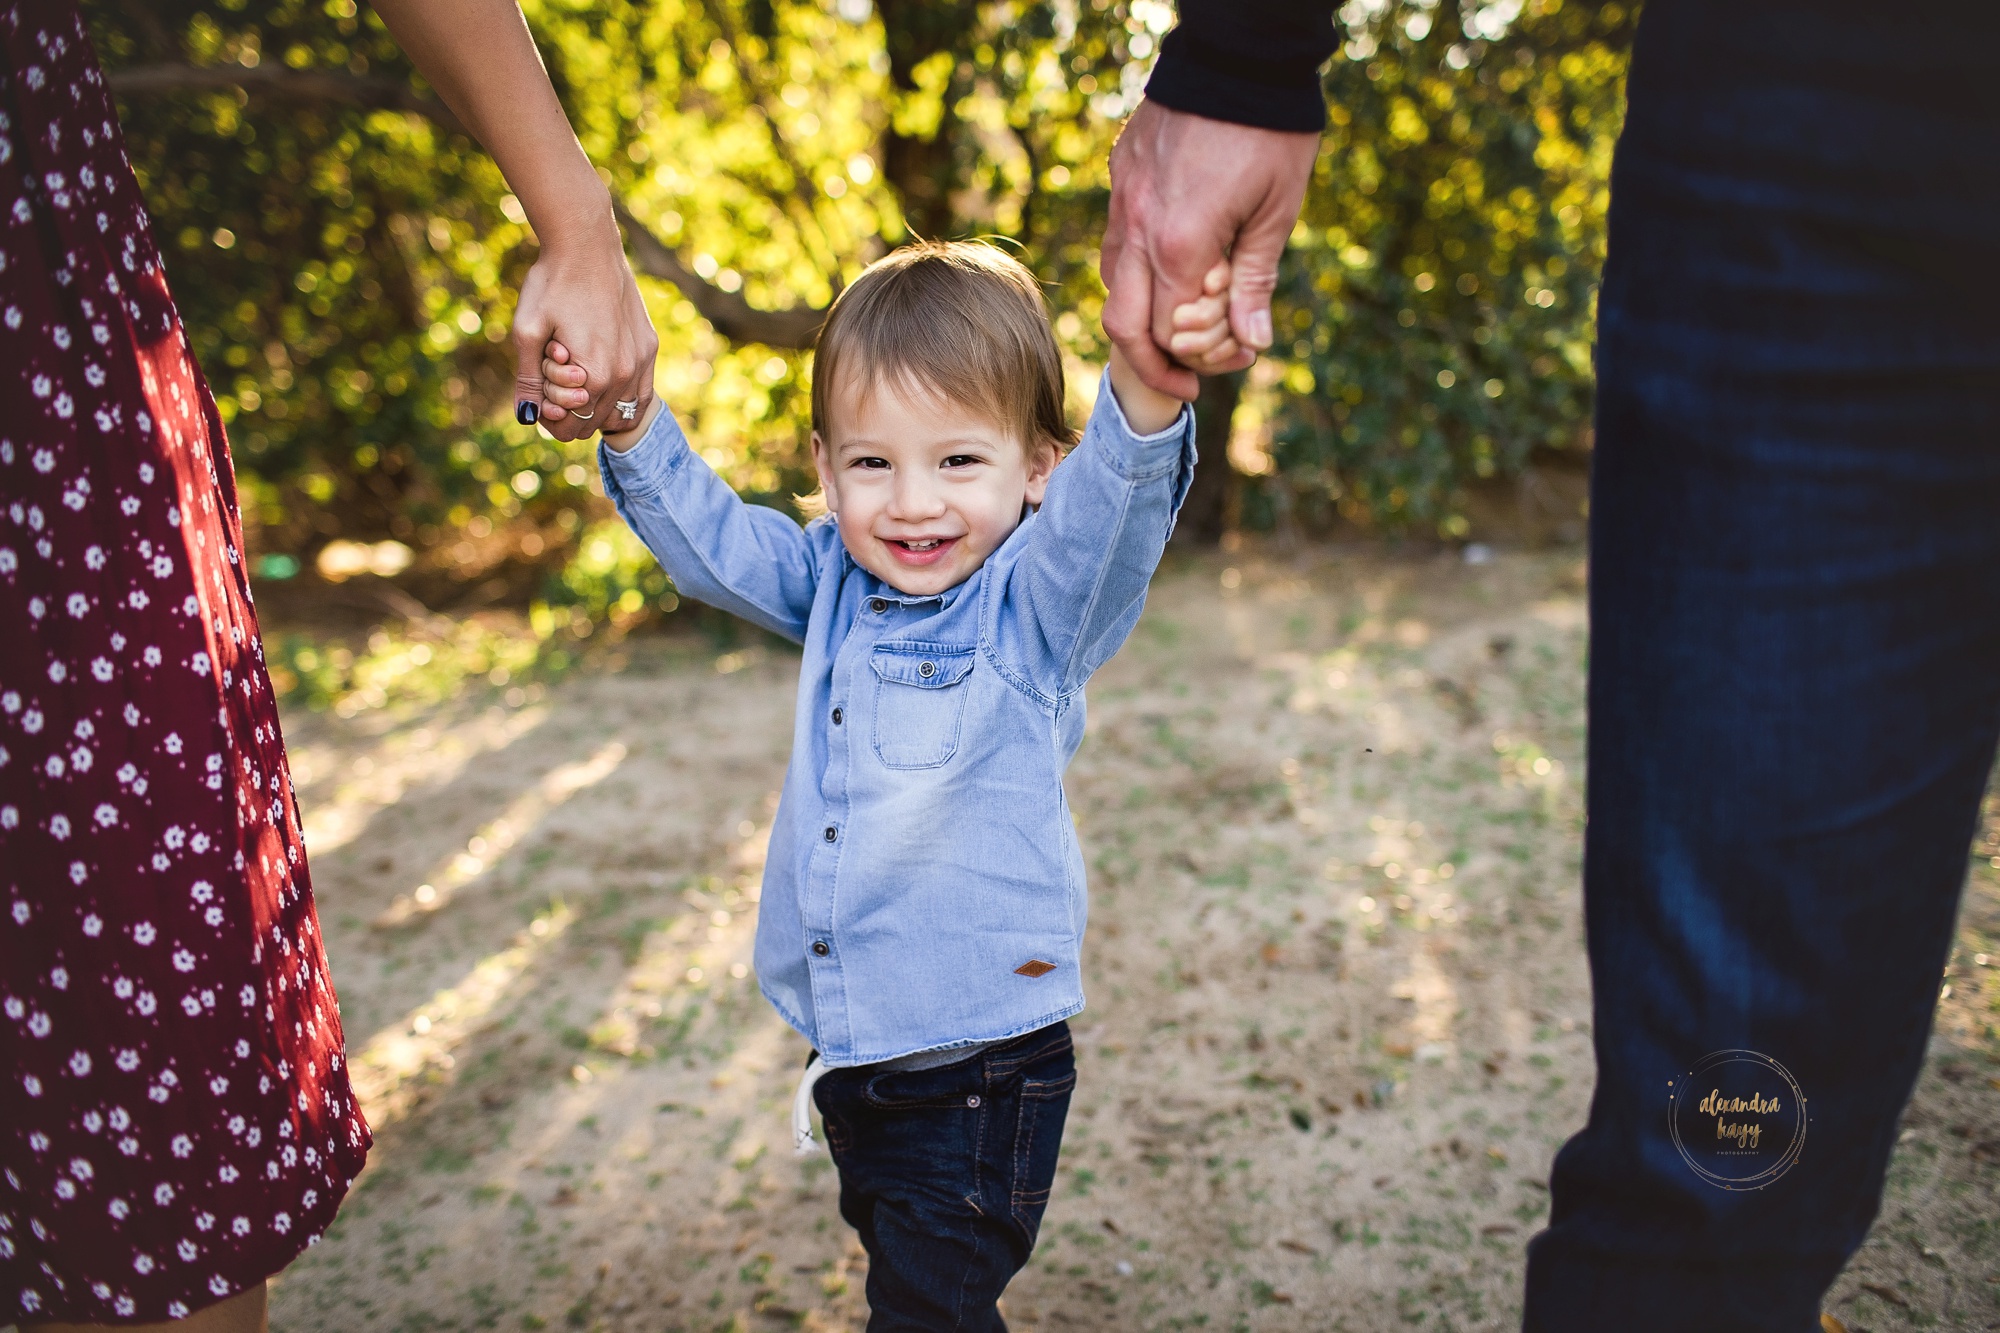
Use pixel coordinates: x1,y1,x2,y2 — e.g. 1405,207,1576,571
88,0,1633,662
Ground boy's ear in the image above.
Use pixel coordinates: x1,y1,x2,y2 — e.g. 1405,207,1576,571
809,430,838,514
1022,437,1060,507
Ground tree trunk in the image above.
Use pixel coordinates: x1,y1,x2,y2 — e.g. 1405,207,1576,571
1173,371,1244,545
875,0,980,241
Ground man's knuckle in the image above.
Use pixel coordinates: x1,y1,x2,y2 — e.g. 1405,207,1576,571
1154,226,1213,272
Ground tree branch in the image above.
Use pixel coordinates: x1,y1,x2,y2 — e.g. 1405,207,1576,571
106,62,470,137
105,63,830,349
695,0,848,276
613,199,827,349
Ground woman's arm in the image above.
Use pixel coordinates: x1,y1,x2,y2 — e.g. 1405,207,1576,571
370,0,656,440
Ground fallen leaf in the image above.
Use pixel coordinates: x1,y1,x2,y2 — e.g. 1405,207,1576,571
1481,1224,1517,1236
550,1186,579,1206
1819,1312,1848,1333
1101,1218,1122,1236
1278,1239,1318,1256
1859,1283,1909,1309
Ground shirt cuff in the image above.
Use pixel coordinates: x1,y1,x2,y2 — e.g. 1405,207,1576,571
1145,12,1337,134
596,401,689,499
1089,375,1194,479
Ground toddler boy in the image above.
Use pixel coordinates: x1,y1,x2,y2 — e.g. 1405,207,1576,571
571,242,1231,1329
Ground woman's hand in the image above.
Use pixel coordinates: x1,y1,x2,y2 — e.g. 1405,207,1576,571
367,0,659,441
513,211,658,440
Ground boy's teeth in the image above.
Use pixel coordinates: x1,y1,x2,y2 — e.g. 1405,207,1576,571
906,539,939,550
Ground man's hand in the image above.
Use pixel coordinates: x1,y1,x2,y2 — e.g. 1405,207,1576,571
1105,260,1237,435
1102,98,1320,399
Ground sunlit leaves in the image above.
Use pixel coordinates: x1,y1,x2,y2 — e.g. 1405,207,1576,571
94,0,1633,580
1259,0,1633,536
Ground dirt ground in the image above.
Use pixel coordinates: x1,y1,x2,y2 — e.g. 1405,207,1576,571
243,547,1998,1333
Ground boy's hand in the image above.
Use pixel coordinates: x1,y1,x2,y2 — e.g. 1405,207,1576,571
1166,261,1242,378
543,339,661,450
1104,259,1234,434
539,338,591,416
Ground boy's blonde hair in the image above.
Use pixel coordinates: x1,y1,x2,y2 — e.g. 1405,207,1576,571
811,241,1080,452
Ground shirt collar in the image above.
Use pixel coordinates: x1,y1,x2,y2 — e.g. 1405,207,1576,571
837,506,1042,609
847,557,969,610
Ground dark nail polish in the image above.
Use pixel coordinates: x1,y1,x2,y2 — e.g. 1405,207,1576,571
515,401,539,426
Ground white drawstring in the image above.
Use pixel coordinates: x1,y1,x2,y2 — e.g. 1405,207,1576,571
792,1053,832,1156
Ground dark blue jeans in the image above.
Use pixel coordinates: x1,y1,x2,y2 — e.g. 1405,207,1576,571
813,1023,1076,1332
1522,2,2000,1328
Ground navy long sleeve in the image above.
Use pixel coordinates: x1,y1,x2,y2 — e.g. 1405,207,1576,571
1144,0,1340,132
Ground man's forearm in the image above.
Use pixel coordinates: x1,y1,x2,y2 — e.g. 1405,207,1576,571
1145,0,1340,133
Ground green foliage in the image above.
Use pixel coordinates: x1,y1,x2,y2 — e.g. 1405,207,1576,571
555,519,676,619
90,0,1633,596
1261,0,1635,535
90,0,1151,601
89,0,551,552
265,617,576,716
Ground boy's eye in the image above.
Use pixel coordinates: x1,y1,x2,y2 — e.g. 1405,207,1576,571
850,456,890,471
941,454,985,470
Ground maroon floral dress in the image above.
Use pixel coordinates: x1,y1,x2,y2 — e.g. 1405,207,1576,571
0,2,371,1321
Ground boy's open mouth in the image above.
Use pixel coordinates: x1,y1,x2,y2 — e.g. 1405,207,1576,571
886,536,958,565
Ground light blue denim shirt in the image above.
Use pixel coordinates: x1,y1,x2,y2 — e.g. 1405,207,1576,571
598,379,1194,1066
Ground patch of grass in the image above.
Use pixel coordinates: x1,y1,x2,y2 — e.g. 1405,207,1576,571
421,1144,474,1173
269,615,582,718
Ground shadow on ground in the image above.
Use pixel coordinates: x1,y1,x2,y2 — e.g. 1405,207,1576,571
254,548,1999,1333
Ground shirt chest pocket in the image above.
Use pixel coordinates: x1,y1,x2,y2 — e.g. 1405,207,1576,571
870,644,977,769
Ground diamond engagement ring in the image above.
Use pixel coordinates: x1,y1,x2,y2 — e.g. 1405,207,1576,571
615,399,640,421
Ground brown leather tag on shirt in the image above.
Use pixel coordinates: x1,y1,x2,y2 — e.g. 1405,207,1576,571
1014,959,1057,978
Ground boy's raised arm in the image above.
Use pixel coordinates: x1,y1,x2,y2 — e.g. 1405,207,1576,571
598,401,822,644
991,347,1196,698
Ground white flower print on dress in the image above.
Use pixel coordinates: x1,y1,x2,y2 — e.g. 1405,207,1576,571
3,10,368,1322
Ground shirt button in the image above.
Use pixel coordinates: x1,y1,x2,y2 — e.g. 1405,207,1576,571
869,597,888,613
966,1094,981,1108
831,707,844,725
918,661,936,679
812,940,830,957
823,826,837,843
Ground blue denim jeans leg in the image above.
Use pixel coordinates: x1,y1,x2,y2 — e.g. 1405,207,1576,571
813,1023,1076,1332
1521,2,2000,1328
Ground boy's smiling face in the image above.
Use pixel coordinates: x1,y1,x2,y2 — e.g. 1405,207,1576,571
812,373,1057,598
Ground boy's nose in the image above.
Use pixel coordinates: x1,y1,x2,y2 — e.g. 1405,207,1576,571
887,475,946,520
